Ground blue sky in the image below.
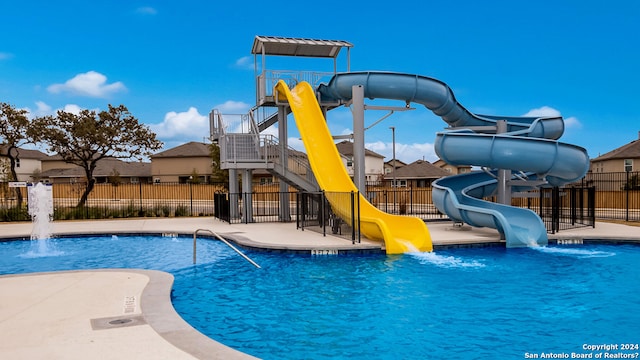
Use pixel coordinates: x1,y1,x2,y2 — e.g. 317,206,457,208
1,0,639,163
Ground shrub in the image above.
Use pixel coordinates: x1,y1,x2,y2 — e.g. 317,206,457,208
174,205,189,217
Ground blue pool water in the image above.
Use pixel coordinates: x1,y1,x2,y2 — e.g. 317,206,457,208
1,235,640,359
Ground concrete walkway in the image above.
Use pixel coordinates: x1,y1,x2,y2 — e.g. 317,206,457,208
1,218,638,359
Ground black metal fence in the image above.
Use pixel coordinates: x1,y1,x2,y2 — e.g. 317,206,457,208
581,171,640,221
0,181,227,221
512,186,596,233
0,174,627,236
296,191,362,244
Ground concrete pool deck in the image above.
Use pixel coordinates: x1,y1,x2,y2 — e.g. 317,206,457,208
1,218,639,359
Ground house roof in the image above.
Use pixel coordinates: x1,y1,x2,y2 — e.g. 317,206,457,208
384,159,450,180
432,158,472,169
384,159,407,168
151,142,211,159
40,157,151,178
0,145,48,160
335,140,385,159
592,139,640,161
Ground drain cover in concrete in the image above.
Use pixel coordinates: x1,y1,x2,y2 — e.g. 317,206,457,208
90,315,146,330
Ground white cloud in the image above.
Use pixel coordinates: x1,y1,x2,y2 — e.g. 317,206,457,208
24,101,53,118
288,137,305,152
216,100,250,113
24,102,94,118
152,107,208,141
522,106,561,118
366,140,437,163
0,52,13,60
234,56,254,70
47,71,126,98
522,105,581,128
135,6,157,15
62,104,83,115
563,116,581,128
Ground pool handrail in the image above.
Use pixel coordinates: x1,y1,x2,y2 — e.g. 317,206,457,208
193,228,261,269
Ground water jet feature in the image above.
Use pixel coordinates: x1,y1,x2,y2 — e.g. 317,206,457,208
24,182,62,257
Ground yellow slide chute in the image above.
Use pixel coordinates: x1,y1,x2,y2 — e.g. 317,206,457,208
275,80,432,254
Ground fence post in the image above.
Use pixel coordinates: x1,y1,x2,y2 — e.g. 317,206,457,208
626,170,630,222
295,192,300,230
570,187,577,225
350,191,356,244
409,186,413,214
321,191,326,236
301,192,306,231
384,190,388,213
189,181,193,216
552,187,560,233
589,186,596,227
356,191,361,244
138,181,143,215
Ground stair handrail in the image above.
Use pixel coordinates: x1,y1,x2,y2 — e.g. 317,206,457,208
193,228,261,268
262,136,317,186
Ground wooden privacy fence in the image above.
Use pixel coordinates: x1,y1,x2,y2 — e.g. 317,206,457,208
0,173,636,227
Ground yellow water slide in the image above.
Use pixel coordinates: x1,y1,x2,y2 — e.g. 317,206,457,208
275,80,432,254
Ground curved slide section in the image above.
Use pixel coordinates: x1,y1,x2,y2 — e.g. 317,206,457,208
433,132,589,246
318,71,589,247
274,80,432,254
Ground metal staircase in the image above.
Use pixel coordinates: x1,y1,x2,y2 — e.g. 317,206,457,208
211,109,318,192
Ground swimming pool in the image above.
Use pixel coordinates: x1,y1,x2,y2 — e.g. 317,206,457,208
2,235,639,359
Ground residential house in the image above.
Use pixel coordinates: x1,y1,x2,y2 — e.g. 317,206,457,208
590,132,640,173
384,159,450,187
151,141,212,183
587,132,640,190
40,156,151,184
384,159,407,177
0,145,48,181
432,159,472,175
335,140,385,182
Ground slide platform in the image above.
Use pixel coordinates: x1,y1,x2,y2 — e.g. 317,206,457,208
274,80,432,254
317,71,589,247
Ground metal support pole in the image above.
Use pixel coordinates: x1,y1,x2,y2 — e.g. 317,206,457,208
390,126,396,213
352,85,366,194
496,120,512,205
350,191,356,244
229,169,239,219
278,105,291,221
242,169,253,223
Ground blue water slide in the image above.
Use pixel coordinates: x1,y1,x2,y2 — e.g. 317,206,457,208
317,72,565,140
318,71,590,247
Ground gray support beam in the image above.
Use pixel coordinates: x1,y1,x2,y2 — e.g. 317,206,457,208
352,85,366,193
496,120,512,205
229,169,239,219
242,169,253,223
278,105,291,221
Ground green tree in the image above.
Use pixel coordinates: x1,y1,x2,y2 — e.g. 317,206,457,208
30,104,163,207
209,142,228,184
0,102,32,207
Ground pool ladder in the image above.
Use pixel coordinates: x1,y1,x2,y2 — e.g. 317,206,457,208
193,229,261,268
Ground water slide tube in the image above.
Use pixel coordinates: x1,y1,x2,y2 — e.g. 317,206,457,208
317,71,589,247
274,80,432,254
